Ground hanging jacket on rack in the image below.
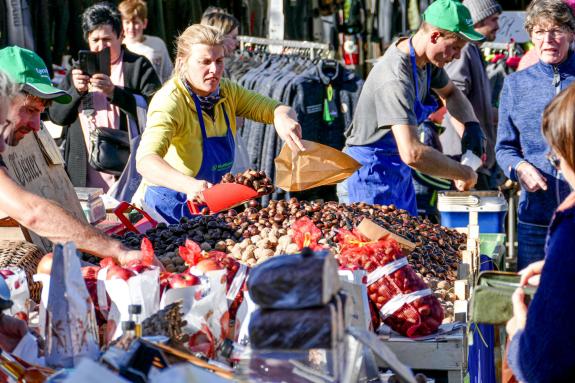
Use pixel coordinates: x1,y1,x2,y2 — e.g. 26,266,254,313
289,60,364,201
228,51,363,203
291,60,363,150
284,0,313,41
140,0,166,42
30,0,53,75
0,0,8,48
5,0,35,50
164,0,203,60
377,0,407,46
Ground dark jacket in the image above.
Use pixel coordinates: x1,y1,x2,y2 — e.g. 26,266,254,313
48,47,160,187
291,61,364,150
507,193,575,382
495,52,574,226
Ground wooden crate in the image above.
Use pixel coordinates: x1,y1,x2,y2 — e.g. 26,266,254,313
377,327,467,383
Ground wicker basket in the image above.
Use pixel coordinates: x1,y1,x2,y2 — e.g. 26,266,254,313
0,241,46,303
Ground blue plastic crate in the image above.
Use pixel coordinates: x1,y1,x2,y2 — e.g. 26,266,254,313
438,194,508,234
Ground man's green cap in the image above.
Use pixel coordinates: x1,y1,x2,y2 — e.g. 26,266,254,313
422,0,485,42
0,46,71,104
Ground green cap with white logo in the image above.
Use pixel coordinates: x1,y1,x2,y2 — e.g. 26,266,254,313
0,46,71,104
422,0,485,42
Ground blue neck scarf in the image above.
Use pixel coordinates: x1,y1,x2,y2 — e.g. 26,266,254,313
183,79,221,117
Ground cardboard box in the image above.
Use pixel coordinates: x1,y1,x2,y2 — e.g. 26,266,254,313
357,218,416,251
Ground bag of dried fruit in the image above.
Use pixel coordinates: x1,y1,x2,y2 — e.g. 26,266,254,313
337,230,443,337
179,240,248,321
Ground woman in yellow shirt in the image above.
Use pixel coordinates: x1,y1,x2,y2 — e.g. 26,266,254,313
136,25,304,223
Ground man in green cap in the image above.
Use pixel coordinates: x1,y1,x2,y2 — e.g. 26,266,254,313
0,46,155,267
338,0,486,215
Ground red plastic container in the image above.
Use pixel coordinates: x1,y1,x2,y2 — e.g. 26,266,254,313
188,183,259,214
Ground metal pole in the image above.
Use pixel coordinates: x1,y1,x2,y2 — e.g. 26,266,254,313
507,190,517,269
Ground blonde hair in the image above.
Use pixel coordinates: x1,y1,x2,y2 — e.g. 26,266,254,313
118,0,148,21
201,12,240,35
174,24,225,77
420,21,462,40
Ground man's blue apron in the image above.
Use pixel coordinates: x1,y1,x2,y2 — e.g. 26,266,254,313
344,38,438,216
144,90,235,224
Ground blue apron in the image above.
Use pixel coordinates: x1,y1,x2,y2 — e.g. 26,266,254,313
344,38,438,216
144,89,235,224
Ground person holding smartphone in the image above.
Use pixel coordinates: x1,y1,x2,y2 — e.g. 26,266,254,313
49,2,161,191
0,52,156,267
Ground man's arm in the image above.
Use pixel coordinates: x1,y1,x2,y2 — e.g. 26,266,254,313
434,81,478,137
0,168,140,264
392,124,477,190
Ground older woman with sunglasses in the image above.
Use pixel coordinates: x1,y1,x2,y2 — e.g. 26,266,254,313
496,0,575,271
506,81,575,382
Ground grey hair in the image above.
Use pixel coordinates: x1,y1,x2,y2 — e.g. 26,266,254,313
0,70,17,101
525,0,575,33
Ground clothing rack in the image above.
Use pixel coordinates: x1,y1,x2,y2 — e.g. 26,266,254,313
238,35,333,60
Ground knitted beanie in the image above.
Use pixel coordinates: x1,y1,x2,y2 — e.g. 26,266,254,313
463,0,502,24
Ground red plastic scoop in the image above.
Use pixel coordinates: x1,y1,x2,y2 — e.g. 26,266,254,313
187,183,259,214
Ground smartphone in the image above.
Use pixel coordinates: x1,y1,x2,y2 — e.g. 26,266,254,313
78,47,111,76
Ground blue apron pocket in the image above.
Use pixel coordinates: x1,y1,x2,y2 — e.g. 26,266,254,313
144,186,194,224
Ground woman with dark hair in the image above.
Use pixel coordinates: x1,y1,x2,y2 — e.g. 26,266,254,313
49,2,161,191
496,0,575,270
506,80,575,382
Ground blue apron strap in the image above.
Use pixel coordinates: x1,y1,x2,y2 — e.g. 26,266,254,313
221,103,231,133
408,38,421,101
408,38,432,101
190,92,209,142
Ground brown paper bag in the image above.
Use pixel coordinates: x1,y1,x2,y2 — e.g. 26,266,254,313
274,140,361,192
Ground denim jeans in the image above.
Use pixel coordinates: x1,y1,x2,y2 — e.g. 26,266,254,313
517,221,548,271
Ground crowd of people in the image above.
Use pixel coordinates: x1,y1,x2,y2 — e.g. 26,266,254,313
0,0,574,380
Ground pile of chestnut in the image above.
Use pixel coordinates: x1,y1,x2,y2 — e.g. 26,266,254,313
221,169,275,195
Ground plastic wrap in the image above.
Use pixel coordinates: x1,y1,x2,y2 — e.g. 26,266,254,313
337,230,443,337
249,304,338,350
179,240,246,320
0,267,29,315
44,243,99,368
247,249,340,309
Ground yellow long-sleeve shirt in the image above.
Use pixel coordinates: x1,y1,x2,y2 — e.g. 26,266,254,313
136,77,280,186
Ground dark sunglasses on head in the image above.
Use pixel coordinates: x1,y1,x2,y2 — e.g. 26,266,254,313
547,151,561,171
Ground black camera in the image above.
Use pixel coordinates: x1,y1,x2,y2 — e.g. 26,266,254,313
78,47,111,76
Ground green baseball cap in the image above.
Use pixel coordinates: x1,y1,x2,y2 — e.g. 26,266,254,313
0,46,71,104
422,0,485,42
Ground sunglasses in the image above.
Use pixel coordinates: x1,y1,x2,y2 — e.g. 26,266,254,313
547,151,561,171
